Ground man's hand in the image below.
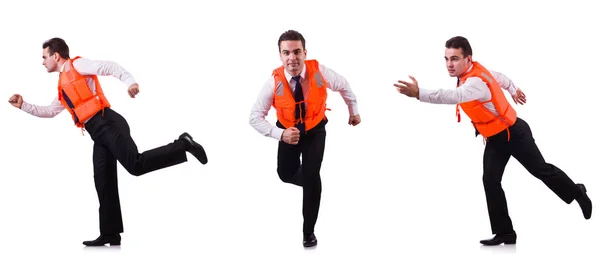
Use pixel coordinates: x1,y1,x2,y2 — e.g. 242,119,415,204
348,114,361,126
8,94,23,109
281,127,300,145
128,83,140,98
394,75,420,98
512,88,526,105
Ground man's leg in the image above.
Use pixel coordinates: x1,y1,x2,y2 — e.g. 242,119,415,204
299,123,326,247
83,143,122,246
276,139,303,186
508,118,591,218
276,120,303,186
480,140,516,245
97,109,205,176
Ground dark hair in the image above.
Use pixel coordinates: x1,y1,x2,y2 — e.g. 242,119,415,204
445,36,472,57
278,30,306,52
42,37,70,59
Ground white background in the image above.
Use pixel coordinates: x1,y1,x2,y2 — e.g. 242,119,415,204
0,0,598,253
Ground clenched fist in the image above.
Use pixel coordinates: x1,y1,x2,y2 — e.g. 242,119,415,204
8,94,23,109
348,114,361,126
128,83,140,98
282,127,300,145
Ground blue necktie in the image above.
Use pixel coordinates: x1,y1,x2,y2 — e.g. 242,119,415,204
62,89,80,124
292,76,306,133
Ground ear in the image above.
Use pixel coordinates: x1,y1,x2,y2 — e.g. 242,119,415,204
466,55,472,64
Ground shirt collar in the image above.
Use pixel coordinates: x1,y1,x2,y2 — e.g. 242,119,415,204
457,63,474,80
60,61,67,72
283,64,306,83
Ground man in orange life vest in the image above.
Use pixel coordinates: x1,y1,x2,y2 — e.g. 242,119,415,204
7,37,209,246
249,30,361,247
393,36,592,245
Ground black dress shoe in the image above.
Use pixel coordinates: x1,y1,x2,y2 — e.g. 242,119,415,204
179,132,208,164
83,234,121,246
480,232,516,246
303,233,317,247
575,183,592,219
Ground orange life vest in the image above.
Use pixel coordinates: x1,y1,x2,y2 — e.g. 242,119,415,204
272,59,328,132
456,61,517,141
57,56,111,129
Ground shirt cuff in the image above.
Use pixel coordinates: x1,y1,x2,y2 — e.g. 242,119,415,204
123,77,137,86
20,101,32,112
348,104,359,116
418,88,432,103
271,127,285,141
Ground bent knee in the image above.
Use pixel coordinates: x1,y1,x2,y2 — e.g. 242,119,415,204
278,172,296,183
124,164,144,176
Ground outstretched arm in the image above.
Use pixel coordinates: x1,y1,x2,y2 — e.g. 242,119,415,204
395,76,490,104
21,96,65,118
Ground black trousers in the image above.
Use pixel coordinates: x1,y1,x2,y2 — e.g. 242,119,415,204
84,107,188,234
482,117,580,234
276,118,327,234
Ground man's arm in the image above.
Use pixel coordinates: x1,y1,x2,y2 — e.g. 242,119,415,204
21,96,65,118
490,70,518,96
72,58,137,86
418,77,490,104
319,64,359,116
249,77,285,141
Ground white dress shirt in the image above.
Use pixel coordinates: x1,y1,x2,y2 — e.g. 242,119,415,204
249,63,359,141
20,58,137,118
418,67,518,116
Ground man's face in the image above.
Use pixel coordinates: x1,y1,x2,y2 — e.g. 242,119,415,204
444,47,471,77
42,47,59,73
279,40,306,76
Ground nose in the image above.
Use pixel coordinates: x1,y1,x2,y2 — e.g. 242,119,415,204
289,53,297,60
